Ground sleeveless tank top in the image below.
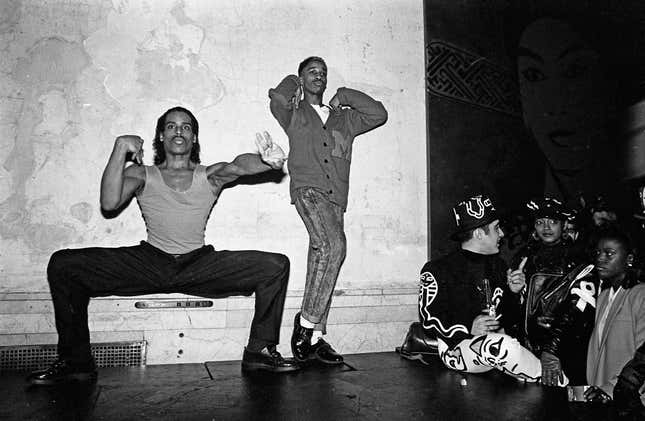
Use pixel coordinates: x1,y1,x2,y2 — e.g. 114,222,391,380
136,165,217,254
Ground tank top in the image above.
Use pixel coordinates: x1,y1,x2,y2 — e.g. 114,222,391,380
136,165,217,254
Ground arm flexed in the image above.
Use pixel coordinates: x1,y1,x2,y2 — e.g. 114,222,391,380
100,135,145,211
330,87,388,135
268,75,300,130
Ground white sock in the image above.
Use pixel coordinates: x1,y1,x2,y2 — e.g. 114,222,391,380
299,315,316,329
311,330,323,345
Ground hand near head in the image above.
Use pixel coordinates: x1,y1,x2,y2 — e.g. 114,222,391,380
329,93,341,112
471,314,500,336
255,131,286,170
115,135,143,165
506,256,527,294
292,80,303,109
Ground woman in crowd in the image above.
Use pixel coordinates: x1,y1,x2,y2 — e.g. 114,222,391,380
584,226,645,406
510,198,585,347
510,197,594,385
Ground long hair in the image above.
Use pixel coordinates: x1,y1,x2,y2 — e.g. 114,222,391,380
153,106,201,165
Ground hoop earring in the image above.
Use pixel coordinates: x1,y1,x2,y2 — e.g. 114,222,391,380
531,231,539,241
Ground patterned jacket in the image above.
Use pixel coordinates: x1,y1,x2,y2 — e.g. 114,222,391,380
419,248,522,349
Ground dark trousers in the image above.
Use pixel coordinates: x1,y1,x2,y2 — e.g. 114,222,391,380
47,241,290,363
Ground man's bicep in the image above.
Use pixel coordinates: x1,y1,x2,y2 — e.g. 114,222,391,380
121,166,145,199
206,162,242,186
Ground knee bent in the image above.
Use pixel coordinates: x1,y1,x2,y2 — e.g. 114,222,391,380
269,253,290,275
48,249,73,277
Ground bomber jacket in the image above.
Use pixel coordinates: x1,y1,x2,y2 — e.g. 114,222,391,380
269,75,387,211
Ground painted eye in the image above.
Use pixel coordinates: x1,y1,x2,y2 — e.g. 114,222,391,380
564,61,589,78
521,67,546,82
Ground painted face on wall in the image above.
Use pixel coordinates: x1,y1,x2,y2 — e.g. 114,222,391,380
517,18,605,199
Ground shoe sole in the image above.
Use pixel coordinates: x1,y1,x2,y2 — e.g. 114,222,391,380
29,372,97,386
241,362,300,373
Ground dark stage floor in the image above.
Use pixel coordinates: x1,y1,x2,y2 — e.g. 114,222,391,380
0,352,617,420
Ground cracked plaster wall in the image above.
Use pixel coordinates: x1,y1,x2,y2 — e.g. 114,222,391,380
0,0,427,295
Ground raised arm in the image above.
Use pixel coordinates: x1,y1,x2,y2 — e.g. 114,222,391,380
329,87,388,136
268,75,300,131
206,132,286,188
100,135,145,211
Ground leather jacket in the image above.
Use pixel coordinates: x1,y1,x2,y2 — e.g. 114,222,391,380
541,266,601,385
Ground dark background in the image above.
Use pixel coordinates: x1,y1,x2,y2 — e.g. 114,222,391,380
425,0,645,259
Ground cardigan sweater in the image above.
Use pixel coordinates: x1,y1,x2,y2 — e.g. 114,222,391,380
269,75,387,211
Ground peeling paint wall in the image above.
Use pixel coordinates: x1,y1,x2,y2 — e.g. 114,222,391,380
0,0,426,296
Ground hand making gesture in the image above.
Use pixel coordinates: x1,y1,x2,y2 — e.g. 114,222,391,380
255,131,286,170
507,256,528,294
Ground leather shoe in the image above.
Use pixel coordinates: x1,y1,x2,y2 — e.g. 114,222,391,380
26,358,97,386
311,338,343,365
396,322,438,364
291,312,313,362
241,346,300,373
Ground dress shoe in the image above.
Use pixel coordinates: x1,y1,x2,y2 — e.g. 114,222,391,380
396,322,438,364
27,358,97,386
310,338,344,365
291,312,313,362
241,346,300,373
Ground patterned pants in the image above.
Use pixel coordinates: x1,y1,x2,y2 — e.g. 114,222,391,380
294,187,347,333
438,333,566,383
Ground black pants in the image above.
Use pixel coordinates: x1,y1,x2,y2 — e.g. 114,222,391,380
47,241,290,363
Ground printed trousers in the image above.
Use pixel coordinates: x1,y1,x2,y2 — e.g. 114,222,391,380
294,187,347,333
438,333,568,384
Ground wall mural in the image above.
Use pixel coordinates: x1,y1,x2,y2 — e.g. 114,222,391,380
516,18,612,208
426,40,520,117
425,1,645,258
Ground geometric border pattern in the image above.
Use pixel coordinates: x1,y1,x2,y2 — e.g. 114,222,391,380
426,40,521,117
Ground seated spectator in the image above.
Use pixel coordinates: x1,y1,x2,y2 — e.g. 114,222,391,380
614,340,645,420
418,194,549,382
584,226,645,404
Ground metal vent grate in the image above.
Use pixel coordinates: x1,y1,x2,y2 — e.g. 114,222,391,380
0,341,147,372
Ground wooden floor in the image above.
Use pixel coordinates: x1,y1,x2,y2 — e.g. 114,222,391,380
0,352,616,420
